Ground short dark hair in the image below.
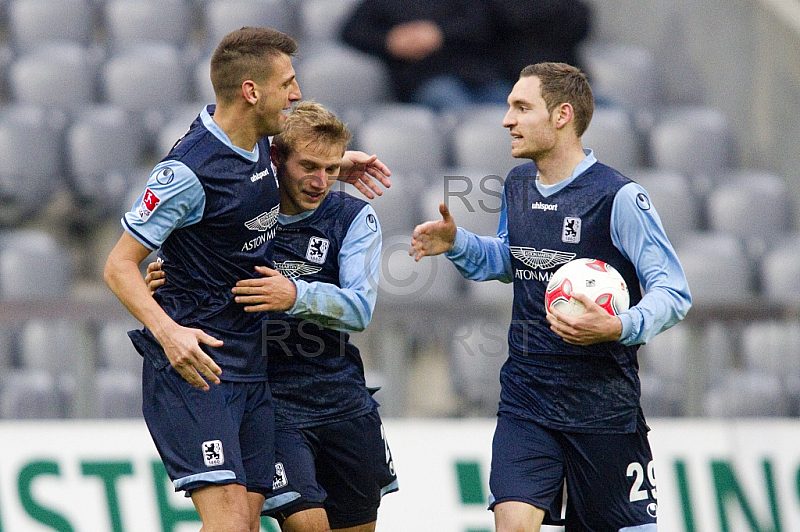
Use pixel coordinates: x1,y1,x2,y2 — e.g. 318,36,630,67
520,62,594,137
210,27,297,105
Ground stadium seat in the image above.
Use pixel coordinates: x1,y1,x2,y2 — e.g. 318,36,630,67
0,230,73,301
467,280,514,314
704,369,791,417
760,233,800,305
8,43,100,112
103,0,193,47
581,106,643,174
629,169,701,244
7,0,95,50
66,105,146,220
741,320,800,377
579,43,659,122
648,106,734,179
95,369,142,418
202,0,294,52
298,0,360,43
447,319,507,416
378,246,466,307
0,370,65,418
0,104,67,225
294,43,391,113
451,104,519,178
96,319,144,373
360,171,421,233
101,43,189,128
705,170,794,257
355,104,447,173
419,167,505,238
673,231,755,306
155,102,206,159
192,53,215,104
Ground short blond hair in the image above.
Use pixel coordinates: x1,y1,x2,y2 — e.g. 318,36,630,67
272,101,353,161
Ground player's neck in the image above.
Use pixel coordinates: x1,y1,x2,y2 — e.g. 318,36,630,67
212,105,259,152
533,142,586,186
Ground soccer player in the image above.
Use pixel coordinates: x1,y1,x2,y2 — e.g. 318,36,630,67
147,101,397,532
410,62,692,531
104,28,389,532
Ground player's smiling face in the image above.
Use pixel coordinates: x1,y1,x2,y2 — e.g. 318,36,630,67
257,54,302,137
502,75,557,159
276,140,344,216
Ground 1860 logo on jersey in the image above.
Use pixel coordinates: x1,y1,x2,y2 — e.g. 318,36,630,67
562,217,581,243
306,237,330,264
202,440,224,467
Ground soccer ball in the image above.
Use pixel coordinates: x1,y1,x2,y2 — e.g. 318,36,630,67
545,258,630,316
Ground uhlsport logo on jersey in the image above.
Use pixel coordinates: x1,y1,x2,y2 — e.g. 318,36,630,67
202,440,224,467
510,247,575,281
306,237,330,264
137,188,161,221
274,260,323,279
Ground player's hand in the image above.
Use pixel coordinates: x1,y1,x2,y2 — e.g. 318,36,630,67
156,323,223,391
409,203,457,261
338,151,391,199
386,20,444,61
144,260,165,295
546,292,623,345
232,266,297,312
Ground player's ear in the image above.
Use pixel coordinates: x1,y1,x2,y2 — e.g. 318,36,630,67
270,143,284,167
241,79,259,105
553,103,574,130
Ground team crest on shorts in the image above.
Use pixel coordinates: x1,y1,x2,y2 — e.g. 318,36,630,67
306,237,330,264
202,440,224,467
273,462,288,490
562,217,581,243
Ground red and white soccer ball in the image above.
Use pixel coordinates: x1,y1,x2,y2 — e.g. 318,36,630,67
545,258,630,317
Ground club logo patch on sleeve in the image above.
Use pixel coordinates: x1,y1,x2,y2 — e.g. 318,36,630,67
202,440,224,467
137,188,162,221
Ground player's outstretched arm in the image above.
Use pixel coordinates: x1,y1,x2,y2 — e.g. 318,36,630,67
232,265,297,312
338,150,392,199
410,202,457,261
104,234,222,390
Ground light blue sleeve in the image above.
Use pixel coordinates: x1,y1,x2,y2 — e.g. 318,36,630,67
611,182,692,346
121,161,206,250
288,204,381,332
444,187,513,282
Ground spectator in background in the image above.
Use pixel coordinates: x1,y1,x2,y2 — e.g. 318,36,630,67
340,0,509,112
340,0,593,113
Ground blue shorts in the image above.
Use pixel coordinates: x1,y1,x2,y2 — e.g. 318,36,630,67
142,360,275,496
262,410,399,528
489,411,658,531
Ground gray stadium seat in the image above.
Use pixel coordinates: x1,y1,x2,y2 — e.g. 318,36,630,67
581,106,643,174
361,171,421,233
294,43,391,113
155,102,206,159
451,105,519,178
0,233,73,301
298,0,360,43
7,0,94,49
448,319,507,416
66,105,146,219
760,234,800,305
649,106,734,178
355,104,446,173
95,369,142,418
202,0,294,51
0,230,72,300
193,53,215,104
579,43,659,122
103,0,193,47
674,231,755,306
97,319,144,373
706,170,794,257
9,43,100,112
420,167,505,238
704,370,791,417
741,320,800,377
630,169,700,244
637,323,692,417
101,43,189,127
0,104,66,225
377,244,465,306
0,370,65,418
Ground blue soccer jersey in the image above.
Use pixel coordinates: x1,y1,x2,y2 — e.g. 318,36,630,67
266,191,382,428
445,151,691,433
123,105,280,381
